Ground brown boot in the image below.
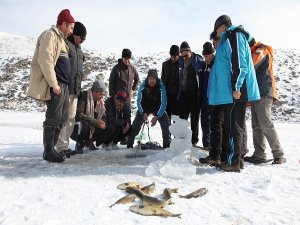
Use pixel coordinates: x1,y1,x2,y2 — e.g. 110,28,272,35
199,156,220,166
218,162,240,172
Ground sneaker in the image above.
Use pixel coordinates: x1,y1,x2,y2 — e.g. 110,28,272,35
127,143,133,149
244,155,271,164
218,162,240,172
199,156,220,166
272,158,286,164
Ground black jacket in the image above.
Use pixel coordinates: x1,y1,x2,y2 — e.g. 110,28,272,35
161,59,179,95
66,36,84,96
137,78,167,117
199,58,214,108
105,97,131,128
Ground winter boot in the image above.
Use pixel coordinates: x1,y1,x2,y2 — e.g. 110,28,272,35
218,162,240,173
272,158,286,164
199,155,220,166
75,142,84,154
43,127,65,163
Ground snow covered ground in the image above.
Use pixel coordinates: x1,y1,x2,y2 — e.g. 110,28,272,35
0,111,299,225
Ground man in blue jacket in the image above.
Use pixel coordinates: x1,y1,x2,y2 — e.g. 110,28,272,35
200,15,260,172
127,69,170,149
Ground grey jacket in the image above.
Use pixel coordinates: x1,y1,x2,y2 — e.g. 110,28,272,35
66,36,84,96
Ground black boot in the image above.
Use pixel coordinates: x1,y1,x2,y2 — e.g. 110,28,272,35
43,127,65,163
75,142,84,154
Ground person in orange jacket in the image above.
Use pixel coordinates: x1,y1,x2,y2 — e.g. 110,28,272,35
244,42,286,164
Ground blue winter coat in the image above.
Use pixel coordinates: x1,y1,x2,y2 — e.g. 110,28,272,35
207,25,260,105
137,78,167,117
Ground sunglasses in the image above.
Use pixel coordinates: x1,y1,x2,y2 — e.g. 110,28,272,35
182,54,189,59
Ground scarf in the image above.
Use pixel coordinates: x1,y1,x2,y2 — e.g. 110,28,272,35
86,89,106,139
182,54,193,92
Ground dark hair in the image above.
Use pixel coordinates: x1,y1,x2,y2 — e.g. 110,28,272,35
210,31,218,41
223,21,232,28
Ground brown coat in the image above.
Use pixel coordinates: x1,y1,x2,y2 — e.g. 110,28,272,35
109,59,139,105
26,26,69,101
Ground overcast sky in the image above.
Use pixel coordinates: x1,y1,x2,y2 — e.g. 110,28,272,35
0,0,299,56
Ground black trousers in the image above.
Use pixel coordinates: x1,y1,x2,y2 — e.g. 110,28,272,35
210,102,247,165
76,120,115,146
200,104,212,147
43,82,69,129
105,126,131,145
166,93,179,120
127,112,170,146
179,91,200,144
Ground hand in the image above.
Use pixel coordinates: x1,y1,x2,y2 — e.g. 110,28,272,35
52,86,61,95
150,116,158,127
98,120,106,129
143,113,148,121
233,91,241,100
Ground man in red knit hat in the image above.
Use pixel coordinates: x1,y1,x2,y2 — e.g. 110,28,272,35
27,9,75,163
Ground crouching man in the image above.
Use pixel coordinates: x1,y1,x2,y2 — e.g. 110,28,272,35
127,69,171,149
73,80,114,153
103,90,131,149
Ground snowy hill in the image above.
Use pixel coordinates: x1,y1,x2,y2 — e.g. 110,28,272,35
0,32,300,121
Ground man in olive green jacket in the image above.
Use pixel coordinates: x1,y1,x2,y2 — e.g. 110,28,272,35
26,9,75,163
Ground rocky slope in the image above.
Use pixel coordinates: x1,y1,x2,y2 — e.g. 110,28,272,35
0,32,299,122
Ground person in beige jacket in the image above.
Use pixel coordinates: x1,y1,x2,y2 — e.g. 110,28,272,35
26,9,75,163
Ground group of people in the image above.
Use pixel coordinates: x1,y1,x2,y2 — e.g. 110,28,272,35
26,9,286,172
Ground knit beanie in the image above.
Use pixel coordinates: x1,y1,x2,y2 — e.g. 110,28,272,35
73,21,87,38
57,9,75,25
122,49,132,59
169,45,179,56
180,41,191,52
202,42,215,55
214,15,232,31
92,80,107,92
115,90,127,102
147,69,158,79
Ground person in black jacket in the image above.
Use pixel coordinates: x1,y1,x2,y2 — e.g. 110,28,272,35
103,90,131,149
127,69,170,149
178,41,204,146
199,42,215,150
73,80,115,153
56,21,87,157
161,45,180,120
